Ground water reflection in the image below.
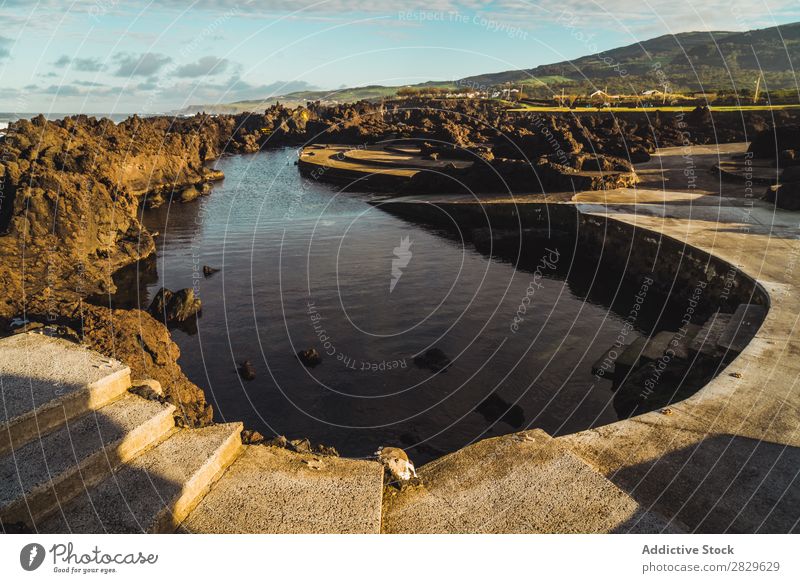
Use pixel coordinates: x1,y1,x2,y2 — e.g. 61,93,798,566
92,148,740,464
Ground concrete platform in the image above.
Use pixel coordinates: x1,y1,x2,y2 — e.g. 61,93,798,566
38,422,243,533
0,394,175,527
382,430,677,533
718,304,768,352
561,144,800,532
373,143,800,533
181,445,384,533
0,333,130,456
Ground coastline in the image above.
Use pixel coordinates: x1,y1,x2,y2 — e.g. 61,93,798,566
1,106,798,532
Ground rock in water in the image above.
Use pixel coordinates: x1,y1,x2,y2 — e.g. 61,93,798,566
202,265,220,277
475,393,525,428
239,359,256,380
376,446,418,486
148,287,202,322
179,185,201,202
167,288,201,321
241,429,264,444
148,287,173,316
297,347,321,367
413,348,451,373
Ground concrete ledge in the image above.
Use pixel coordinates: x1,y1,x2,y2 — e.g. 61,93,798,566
0,333,130,456
181,445,384,533
0,394,175,527
382,429,677,533
38,422,243,533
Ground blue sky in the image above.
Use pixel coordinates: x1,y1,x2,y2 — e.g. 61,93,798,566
1,0,798,113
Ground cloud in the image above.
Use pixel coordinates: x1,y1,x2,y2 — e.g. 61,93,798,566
53,55,106,72
0,36,12,60
113,52,172,77
41,84,84,96
174,56,231,78
34,82,117,97
214,76,318,101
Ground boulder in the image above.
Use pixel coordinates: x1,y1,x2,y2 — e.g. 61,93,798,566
179,186,201,202
241,429,264,444
148,287,202,322
239,359,256,380
144,192,166,209
297,347,322,367
413,348,451,373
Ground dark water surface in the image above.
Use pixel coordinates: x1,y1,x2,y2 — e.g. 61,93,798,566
118,148,672,463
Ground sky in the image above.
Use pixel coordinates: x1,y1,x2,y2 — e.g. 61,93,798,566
0,0,799,113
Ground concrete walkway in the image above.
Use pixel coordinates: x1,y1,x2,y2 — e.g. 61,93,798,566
563,144,800,533
376,143,800,533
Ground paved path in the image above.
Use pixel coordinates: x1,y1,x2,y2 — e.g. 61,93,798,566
378,143,800,533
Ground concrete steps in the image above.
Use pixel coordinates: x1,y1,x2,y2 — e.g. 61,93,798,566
381,429,679,533
0,333,131,456
690,311,734,356
38,422,243,533
180,445,384,534
0,333,251,534
718,304,767,352
0,394,175,528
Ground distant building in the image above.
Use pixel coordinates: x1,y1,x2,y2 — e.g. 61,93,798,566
589,90,619,106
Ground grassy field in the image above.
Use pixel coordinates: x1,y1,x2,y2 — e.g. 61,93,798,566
506,103,800,113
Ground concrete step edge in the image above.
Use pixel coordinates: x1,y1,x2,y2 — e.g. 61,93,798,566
0,365,132,457
1,396,176,527
153,422,244,533
553,437,688,533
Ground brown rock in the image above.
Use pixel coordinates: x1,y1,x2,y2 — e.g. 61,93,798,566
297,347,321,367
149,287,202,322
179,186,201,202
72,302,213,427
241,429,265,444
239,359,256,380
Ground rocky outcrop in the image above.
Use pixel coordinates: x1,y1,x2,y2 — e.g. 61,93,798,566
149,287,202,323
63,302,213,427
0,114,229,318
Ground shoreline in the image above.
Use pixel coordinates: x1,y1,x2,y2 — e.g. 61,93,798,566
1,104,798,532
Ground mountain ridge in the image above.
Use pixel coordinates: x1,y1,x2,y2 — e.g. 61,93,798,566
178,22,800,113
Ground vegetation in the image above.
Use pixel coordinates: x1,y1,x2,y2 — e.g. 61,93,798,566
462,23,800,100
179,22,800,114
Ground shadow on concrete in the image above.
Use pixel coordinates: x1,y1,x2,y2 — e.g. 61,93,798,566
613,434,800,533
0,371,180,534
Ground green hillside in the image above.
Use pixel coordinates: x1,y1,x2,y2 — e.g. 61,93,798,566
460,23,800,97
179,22,800,113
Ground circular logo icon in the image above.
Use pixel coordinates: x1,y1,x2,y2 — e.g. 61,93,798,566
20,543,45,571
